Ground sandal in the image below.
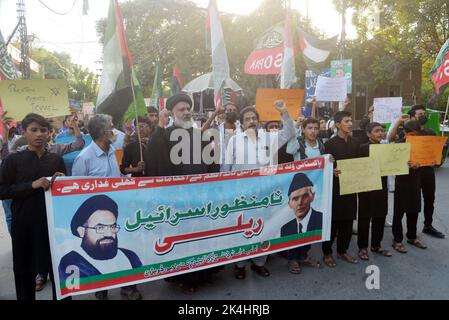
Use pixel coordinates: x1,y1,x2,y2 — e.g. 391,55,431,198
234,266,246,280
371,247,393,257
407,239,427,249
250,264,270,277
392,241,407,253
323,254,337,268
288,260,301,274
337,253,358,264
299,257,321,268
357,249,370,261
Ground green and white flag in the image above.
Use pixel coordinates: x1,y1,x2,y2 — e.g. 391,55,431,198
96,0,135,124
151,63,163,109
123,69,147,122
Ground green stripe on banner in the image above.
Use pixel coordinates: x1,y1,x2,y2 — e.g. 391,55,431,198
60,230,322,289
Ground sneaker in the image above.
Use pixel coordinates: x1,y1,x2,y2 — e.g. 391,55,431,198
423,226,445,239
95,290,108,300
120,286,142,300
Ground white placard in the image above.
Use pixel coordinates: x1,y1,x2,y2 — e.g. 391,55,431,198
315,76,347,102
373,97,403,124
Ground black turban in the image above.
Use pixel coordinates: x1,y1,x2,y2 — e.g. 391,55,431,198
165,93,192,111
288,173,313,197
71,195,118,237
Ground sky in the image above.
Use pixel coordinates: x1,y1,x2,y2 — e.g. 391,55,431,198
0,0,356,73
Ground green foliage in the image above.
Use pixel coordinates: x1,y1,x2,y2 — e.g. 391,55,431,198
30,47,99,102
345,0,449,108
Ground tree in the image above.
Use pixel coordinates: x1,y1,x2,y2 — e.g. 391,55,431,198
342,0,449,108
31,47,99,102
95,0,324,105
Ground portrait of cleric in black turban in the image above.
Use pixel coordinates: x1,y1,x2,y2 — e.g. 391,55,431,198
58,195,142,281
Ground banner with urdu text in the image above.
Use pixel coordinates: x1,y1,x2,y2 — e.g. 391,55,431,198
46,157,333,299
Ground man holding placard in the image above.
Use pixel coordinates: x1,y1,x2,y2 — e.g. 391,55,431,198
321,111,360,267
408,105,445,239
357,122,392,260
392,120,428,253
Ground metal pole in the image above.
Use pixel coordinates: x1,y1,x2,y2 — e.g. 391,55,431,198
340,0,346,60
442,95,449,136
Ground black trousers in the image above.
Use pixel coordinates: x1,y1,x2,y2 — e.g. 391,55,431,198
322,220,353,255
392,210,419,243
14,270,71,301
357,216,386,249
421,167,435,227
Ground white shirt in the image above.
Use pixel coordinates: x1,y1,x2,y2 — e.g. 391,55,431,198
296,207,312,233
221,112,295,172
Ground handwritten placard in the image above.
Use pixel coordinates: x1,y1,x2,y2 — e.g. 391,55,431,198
314,76,347,102
0,79,70,120
337,157,382,195
373,97,402,124
255,88,303,121
406,136,448,166
369,143,410,176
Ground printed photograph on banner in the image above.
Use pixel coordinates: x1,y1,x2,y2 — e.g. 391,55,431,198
45,157,333,299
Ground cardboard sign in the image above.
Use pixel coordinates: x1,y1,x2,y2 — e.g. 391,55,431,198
255,88,303,121
369,143,410,176
373,97,403,124
315,76,347,102
337,157,382,195
0,79,70,120
406,136,448,166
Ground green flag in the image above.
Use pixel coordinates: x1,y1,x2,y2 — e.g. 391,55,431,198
123,68,147,122
151,63,163,109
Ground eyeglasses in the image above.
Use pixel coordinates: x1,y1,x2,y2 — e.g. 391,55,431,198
83,224,120,234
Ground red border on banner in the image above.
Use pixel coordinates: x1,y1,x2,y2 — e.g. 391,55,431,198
60,234,322,296
52,158,326,197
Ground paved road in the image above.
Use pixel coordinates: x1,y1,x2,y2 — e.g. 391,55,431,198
1,163,448,300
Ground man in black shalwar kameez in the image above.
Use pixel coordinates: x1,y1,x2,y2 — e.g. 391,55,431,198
0,113,66,300
322,111,360,267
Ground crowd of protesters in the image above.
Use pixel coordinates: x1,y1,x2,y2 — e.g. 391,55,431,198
0,92,445,300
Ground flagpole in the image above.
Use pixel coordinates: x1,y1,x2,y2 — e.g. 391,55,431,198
130,74,144,163
442,95,449,136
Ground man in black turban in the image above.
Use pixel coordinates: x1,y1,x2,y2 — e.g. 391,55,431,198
281,173,323,274
58,195,142,285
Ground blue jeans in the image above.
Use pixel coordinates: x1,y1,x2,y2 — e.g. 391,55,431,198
2,199,12,236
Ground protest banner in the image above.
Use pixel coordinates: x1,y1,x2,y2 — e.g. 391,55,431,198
314,76,347,102
330,59,352,93
255,88,304,121
373,97,403,124
337,157,382,195
369,143,411,176
45,157,333,299
406,136,448,166
0,79,70,120
304,69,330,104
